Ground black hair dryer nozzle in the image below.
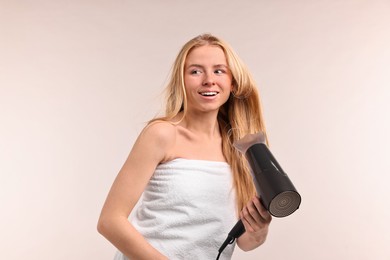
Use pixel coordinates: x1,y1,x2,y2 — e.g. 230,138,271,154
234,132,301,218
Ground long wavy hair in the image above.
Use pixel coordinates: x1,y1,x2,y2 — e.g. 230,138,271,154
152,34,268,212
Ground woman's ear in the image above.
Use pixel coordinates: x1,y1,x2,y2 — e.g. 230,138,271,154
231,80,239,96
230,78,237,92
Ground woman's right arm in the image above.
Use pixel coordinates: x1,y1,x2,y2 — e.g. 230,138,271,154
97,122,175,260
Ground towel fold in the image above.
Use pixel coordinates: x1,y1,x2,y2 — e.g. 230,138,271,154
114,158,238,260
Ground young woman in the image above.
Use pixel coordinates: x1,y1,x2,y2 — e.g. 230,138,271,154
98,34,272,260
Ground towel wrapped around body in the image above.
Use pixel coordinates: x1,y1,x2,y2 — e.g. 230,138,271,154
114,158,238,260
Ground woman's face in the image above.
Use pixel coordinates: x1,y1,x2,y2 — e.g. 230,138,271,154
183,45,233,114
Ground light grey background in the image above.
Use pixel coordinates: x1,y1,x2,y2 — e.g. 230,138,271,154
1,0,389,259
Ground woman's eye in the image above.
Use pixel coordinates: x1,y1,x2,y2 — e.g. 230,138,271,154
190,70,201,75
215,69,225,74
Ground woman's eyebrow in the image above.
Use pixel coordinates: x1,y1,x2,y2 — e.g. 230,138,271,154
186,64,204,69
214,64,229,68
186,64,228,68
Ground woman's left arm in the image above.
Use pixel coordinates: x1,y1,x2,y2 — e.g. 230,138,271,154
236,196,272,251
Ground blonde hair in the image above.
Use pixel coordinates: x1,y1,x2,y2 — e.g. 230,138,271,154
153,34,268,211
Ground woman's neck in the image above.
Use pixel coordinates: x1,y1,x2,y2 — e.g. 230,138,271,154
178,110,220,139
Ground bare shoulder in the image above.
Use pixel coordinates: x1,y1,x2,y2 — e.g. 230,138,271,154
141,120,177,143
136,120,177,162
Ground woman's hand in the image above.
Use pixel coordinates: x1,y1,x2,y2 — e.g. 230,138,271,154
237,196,272,251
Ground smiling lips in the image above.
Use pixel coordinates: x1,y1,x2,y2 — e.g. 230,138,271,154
199,91,219,97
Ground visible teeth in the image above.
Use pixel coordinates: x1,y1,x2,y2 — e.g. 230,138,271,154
200,92,218,96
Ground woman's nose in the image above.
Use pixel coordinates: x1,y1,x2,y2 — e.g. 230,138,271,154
202,72,216,86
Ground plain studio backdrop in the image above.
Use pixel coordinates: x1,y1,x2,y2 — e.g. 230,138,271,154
1,0,389,259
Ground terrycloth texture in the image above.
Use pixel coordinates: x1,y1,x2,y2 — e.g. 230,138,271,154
114,158,238,260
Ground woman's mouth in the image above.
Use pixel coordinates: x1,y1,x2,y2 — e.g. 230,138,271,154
199,91,219,97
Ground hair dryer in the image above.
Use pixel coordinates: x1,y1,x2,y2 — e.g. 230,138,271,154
216,132,301,259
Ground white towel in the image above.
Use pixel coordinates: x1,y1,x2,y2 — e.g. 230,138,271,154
114,158,238,260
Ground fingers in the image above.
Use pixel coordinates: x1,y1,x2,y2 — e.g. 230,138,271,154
240,197,272,233
252,197,272,223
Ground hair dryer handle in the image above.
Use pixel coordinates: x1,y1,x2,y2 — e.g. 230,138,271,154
228,219,245,238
